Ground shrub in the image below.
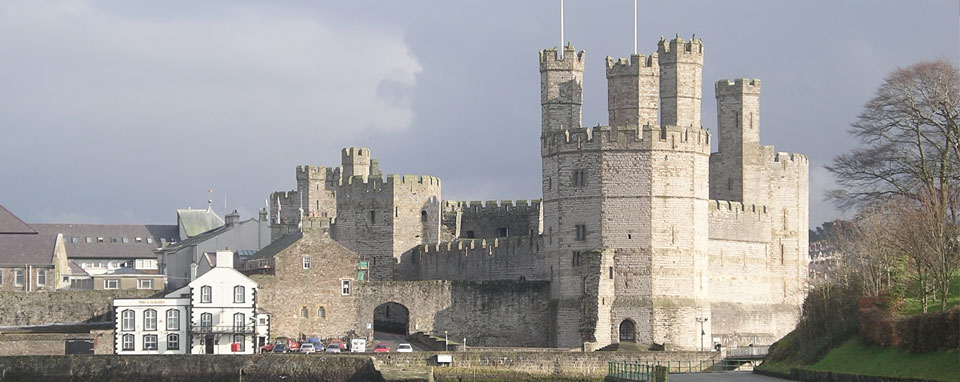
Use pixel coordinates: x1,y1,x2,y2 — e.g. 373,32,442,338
896,306,960,353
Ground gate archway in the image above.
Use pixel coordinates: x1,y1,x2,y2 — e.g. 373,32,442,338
373,302,409,335
619,319,637,342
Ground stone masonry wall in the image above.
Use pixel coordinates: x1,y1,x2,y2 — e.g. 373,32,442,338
0,290,156,326
395,235,548,282
449,200,541,239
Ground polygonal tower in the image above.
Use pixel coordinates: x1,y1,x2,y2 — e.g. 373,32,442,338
605,53,659,127
540,43,585,134
658,36,704,127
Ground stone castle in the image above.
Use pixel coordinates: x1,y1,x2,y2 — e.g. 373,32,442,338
268,35,809,350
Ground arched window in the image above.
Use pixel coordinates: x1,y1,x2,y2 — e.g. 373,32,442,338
233,313,245,332
143,309,157,331
121,334,134,351
300,307,308,318
200,313,213,330
121,310,135,331
234,285,245,303
421,210,427,222
143,334,158,350
167,334,179,350
317,307,325,318
166,309,180,331
619,319,636,342
200,286,212,303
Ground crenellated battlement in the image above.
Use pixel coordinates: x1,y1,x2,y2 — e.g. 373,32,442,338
605,54,658,75
716,78,761,96
657,34,704,59
542,124,710,155
415,234,543,255
539,44,586,71
445,200,542,214
296,164,325,180
337,173,442,196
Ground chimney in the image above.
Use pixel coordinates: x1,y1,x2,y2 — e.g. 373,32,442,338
225,210,240,227
215,250,234,269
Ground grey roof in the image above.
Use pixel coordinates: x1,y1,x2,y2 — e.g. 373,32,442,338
67,261,88,276
177,208,224,238
156,224,232,254
0,205,37,234
33,224,178,260
0,233,57,266
247,232,303,261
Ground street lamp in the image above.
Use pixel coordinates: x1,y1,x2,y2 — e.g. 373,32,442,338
695,317,708,352
444,330,448,351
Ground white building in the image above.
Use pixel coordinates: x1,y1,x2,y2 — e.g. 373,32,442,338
113,250,269,355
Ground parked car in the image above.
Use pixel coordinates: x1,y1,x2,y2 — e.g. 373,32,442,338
396,344,413,353
271,344,290,354
325,343,341,353
260,343,275,353
373,343,390,353
275,337,301,351
328,339,347,350
299,343,317,354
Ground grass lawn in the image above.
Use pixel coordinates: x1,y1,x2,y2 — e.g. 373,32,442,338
808,337,960,382
900,273,960,316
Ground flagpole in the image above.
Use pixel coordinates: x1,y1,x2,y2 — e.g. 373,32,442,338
634,0,638,55
560,0,564,58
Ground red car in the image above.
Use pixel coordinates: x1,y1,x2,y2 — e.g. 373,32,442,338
373,343,390,353
328,339,346,350
260,343,275,353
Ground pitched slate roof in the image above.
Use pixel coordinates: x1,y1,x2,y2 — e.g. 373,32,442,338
33,224,178,260
246,232,303,260
177,208,224,238
0,205,37,234
0,233,57,266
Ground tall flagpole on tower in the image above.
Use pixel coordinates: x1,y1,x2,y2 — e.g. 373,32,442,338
634,0,638,55
560,0,564,58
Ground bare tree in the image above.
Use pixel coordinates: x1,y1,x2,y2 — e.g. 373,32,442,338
827,59,960,210
898,187,960,311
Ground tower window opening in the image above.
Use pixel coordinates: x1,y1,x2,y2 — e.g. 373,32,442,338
370,210,376,223
572,169,586,187
421,210,427,222
575,224,586,241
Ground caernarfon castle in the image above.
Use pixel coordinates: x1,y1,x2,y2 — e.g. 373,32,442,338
264,35,809,351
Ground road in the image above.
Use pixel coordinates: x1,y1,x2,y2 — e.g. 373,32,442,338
669,372,791,381
373,331,430,352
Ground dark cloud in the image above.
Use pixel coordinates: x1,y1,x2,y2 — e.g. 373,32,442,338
1,0,956,228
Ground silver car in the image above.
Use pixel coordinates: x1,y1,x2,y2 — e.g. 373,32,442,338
325,343,341,353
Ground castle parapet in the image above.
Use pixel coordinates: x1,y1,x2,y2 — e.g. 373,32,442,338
716,78,761,96
605,54,657,74
337,174,442,195
539,44,586,71
542,125,710,155
708,199,772,243
657,35,704,58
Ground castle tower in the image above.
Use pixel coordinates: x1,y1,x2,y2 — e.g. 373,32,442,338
605,53,659,127
711,79,762,202
658,36,704,127
540,44,585,134
342,147,372,179
296,165,334,219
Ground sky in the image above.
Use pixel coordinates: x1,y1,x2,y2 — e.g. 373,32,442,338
1,0,957,229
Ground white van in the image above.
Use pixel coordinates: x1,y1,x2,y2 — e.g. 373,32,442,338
350,338,367,353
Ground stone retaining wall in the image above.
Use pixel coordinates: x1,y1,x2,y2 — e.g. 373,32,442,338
0,355,383,382
0,290,157,326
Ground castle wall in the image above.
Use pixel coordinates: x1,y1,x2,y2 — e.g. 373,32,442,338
447,200,541,239
389,175,442,269
396,235,548,281
330,176,397,281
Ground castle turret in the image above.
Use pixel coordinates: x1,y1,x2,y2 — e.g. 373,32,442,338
711,79,762,202
658,36,704,127
539,43,585,134
605,53,659,127
342,147,372,179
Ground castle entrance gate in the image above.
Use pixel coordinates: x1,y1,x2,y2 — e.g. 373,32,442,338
374,302,409,335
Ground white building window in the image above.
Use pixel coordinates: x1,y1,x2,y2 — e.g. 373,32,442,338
144,309,157,331
122,334,134,351
135,237,142,243
143,334,158,350
121,310,135,331
200,313,213,330
36,270,46,286
341,280,351,296
166,309,180,331
233,335,244,352
167,334,179,350
302,257,311,269
234,286,245,303
136,259,158,270
146,238,154,244
14,269,24,286
138,279,153,289
233,313,245,332
104,279,119,289
200,286,212,303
